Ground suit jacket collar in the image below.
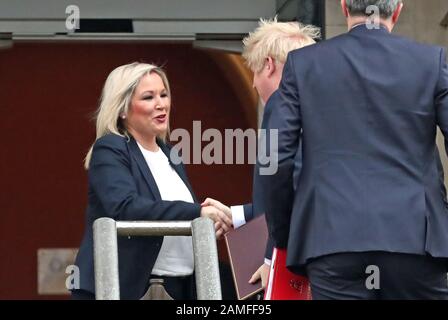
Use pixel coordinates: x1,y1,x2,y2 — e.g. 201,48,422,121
127,136,198,202
349,22,390,35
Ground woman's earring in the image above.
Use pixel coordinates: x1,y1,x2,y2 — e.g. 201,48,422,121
121,115,126,119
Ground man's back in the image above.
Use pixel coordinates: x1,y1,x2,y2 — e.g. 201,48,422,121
264,25,448,273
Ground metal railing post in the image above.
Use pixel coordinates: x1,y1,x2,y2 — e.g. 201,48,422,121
116,221,192,236
93,217,120,300
191,217,222,300
93,218,222,300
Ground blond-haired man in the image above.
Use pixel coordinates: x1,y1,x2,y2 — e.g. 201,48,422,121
211,18,320,290
243,18,319,103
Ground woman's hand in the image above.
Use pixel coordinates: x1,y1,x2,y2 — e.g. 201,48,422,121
200,204,233,233
201,198,232,222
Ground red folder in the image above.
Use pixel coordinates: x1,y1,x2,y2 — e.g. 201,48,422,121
264,248,312,300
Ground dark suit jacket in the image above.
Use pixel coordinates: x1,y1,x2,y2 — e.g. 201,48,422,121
243,92,304,260
74,133,201,299
260,24,448,274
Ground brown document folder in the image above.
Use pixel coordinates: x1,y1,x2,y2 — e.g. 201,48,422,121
224,214,269,300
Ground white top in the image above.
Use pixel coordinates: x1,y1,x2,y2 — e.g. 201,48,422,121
137,142,195,276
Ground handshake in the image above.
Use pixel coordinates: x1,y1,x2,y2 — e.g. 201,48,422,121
199,198,234,239
200,197,270,288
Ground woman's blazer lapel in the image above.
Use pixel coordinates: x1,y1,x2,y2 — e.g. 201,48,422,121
128,137,162,200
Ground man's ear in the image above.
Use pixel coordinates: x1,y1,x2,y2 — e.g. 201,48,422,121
391,2,403,24
266,57,276,77
341,0,349,18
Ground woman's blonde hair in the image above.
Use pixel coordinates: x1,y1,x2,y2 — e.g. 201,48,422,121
84,62,171,169
242,17,321,73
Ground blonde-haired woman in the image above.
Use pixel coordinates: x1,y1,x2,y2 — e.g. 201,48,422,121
72,62,232,300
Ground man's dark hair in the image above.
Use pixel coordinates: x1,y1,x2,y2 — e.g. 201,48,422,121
345,0,402,19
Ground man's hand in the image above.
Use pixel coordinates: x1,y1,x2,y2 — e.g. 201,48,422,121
248,263,270,289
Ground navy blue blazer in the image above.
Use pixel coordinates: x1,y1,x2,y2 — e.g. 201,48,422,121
260,25,448,274
74,133,201,299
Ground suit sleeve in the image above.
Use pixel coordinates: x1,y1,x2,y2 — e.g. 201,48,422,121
89,137,201,221
264,236,274,260
435,147,447,203
437,48,448,155
258,54,303,248
243,203,254,222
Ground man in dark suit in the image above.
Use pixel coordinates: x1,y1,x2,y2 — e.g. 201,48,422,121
259,0,448,299
203,18,320,289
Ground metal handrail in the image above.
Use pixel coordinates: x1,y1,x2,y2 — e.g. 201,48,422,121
93,217,222,300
